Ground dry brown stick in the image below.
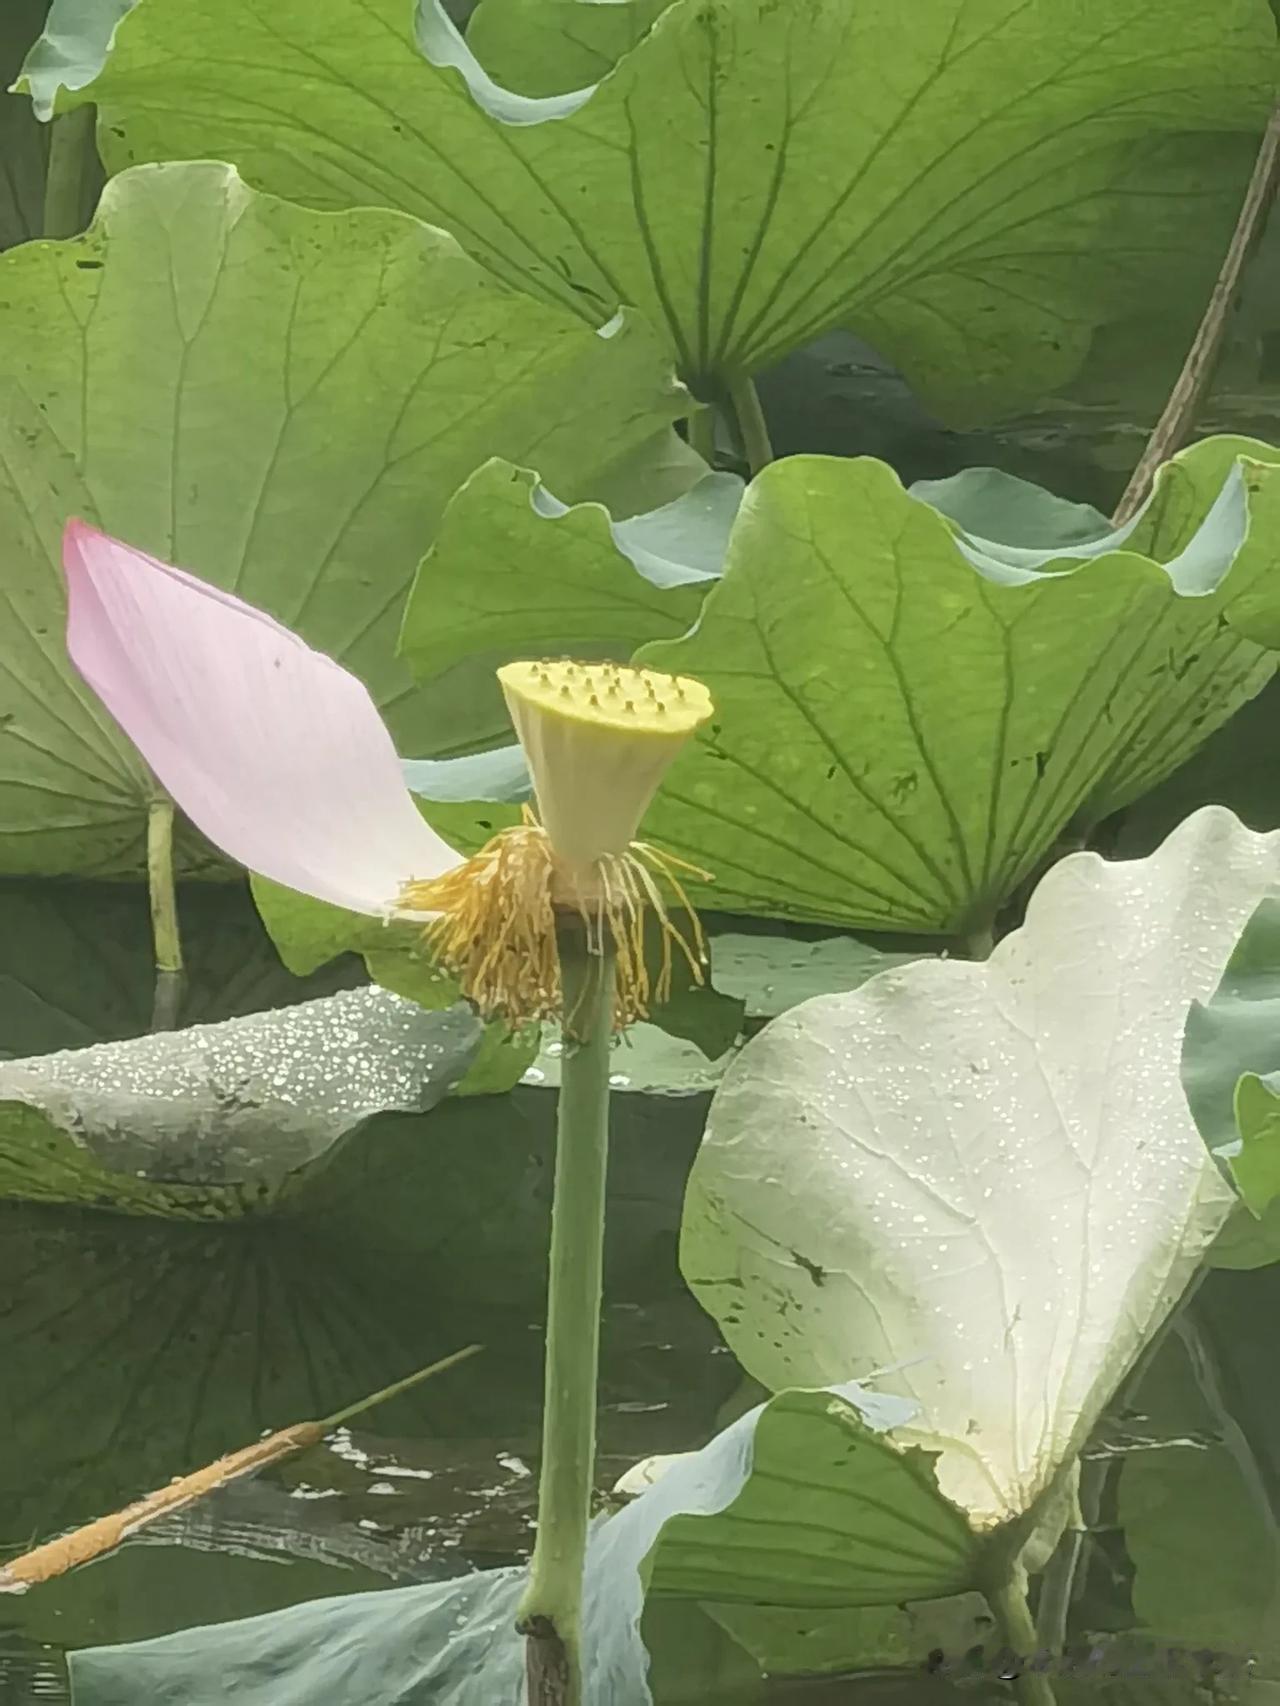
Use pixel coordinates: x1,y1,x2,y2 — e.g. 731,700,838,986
1112,102,1280,527
0,1343,481,1592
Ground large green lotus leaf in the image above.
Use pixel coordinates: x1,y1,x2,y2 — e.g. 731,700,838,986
636,445,1280,932
69,1381,980,1706
1114,676,1280,857
466,0,673,96
53,0,1276,412
399,458,735,753
680,808,1276,1532
0,160,685,878
0,987,483,1217
0,877,362,1059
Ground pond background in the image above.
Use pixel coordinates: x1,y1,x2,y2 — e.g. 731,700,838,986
5,0,1280,1698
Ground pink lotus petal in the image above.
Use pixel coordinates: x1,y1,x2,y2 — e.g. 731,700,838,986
64,521,459,912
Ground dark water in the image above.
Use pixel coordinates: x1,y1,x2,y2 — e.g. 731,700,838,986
2,1159,1279,1705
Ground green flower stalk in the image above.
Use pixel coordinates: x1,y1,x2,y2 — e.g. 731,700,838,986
492,661,713,1704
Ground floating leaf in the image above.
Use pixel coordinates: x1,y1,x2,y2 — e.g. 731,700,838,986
681,808,1269,1529
56,0,1275,410
0,159,685,876
637,444,1280,931
0,988,482,1217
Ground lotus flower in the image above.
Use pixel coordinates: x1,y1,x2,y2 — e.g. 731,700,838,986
63,521,713,1023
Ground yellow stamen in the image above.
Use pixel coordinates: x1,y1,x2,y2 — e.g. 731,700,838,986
398,658,715,1030
397,818,711,1032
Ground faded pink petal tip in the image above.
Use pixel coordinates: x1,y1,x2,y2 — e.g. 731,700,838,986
63,522,458,911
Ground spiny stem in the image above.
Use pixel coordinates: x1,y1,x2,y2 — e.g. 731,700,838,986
43,106,96,239
985,1571,1059,1706
147,796,185,1031
519,918,617,1706
725,371,773,477
1112,101,1280,526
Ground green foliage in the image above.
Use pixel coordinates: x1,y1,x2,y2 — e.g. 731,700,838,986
0,160,685,877
399,459,726,755
0,989,483,1216
680,808,1257,1534
638,444,1280,931
57,0,1275,409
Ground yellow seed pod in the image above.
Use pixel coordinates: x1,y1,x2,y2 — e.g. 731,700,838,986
498,660,713,872
399,659,714,1030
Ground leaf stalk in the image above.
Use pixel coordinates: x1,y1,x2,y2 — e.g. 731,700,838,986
1113,101,1280,525
42,106,96,239
147,795,185,1031
725,371,773,478
519,915,617,1705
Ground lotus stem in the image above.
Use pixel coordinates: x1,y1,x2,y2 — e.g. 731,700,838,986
1112,100,1280,526
42,107,96,239
726,371,773,477
519,915,617,1706
147,796,185,1031
985,1571,1058,1706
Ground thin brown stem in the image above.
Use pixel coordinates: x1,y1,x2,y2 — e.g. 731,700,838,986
1112,103,1280,526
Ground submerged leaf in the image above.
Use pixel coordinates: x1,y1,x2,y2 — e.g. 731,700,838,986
61,0,1275,409
68,1381,979,1705
681,808,1275,1529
